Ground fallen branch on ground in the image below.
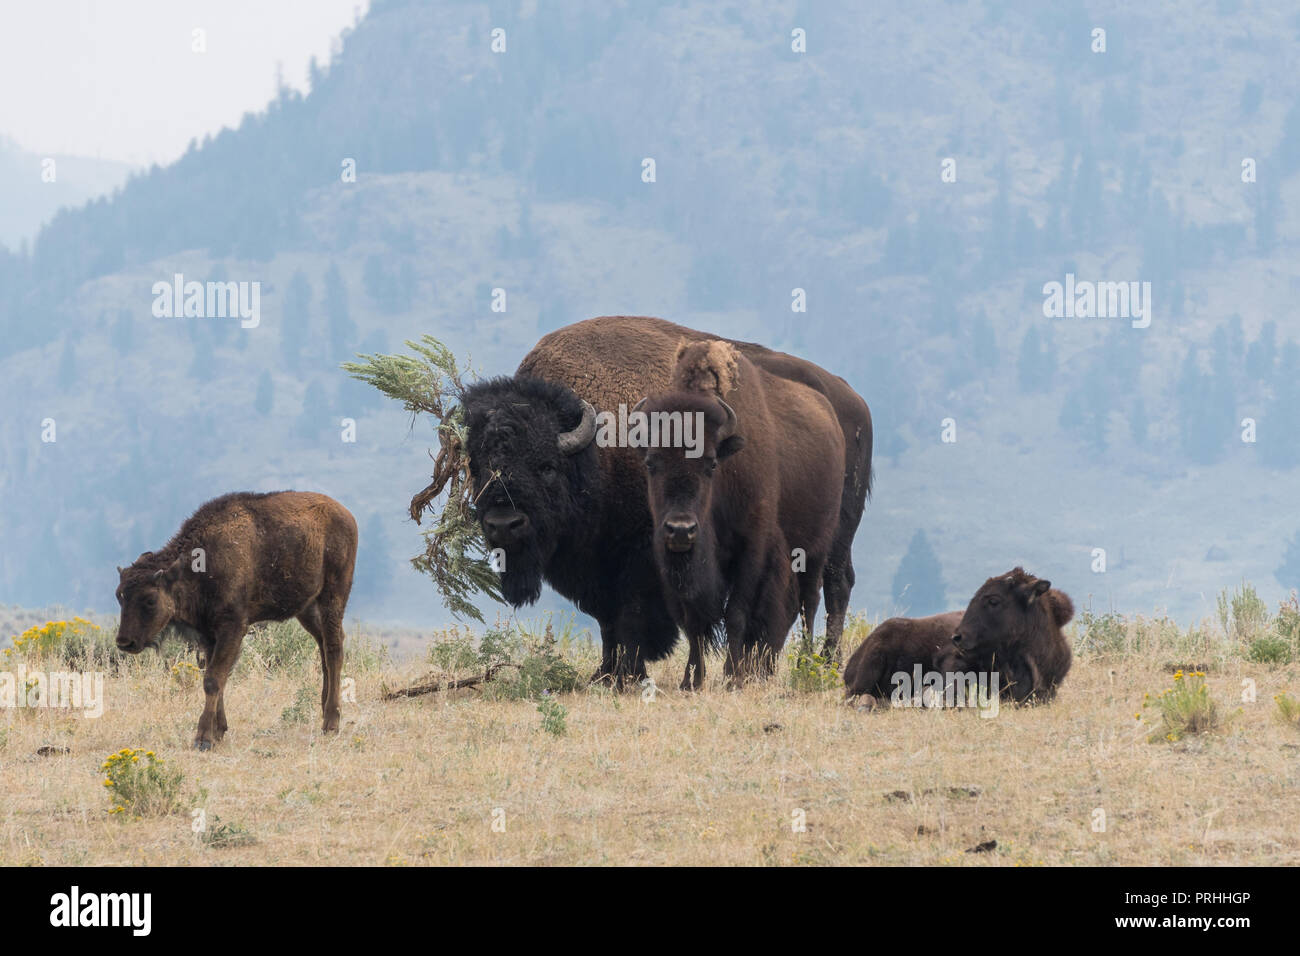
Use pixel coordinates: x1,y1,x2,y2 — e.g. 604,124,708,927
382,661,520,700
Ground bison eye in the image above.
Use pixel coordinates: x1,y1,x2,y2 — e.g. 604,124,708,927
986,595,1001,607
705,458,718,473
539,463,557,480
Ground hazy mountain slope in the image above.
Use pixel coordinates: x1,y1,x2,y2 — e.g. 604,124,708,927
0,136,134,251
3,0,1300,630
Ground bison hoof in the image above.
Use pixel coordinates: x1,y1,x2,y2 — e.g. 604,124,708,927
194,739,212,752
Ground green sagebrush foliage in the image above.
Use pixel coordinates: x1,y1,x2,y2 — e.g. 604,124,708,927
342,335,504,622
425,620,583,702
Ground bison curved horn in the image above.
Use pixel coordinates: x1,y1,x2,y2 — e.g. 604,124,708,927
556,399,597,455
631,396,648,415
716,399,738,441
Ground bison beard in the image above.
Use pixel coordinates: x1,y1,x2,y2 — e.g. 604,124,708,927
496,536,547,607
658,534,726,624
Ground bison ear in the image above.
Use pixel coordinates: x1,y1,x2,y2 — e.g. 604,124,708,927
154,557,184,587
717,434,746,459
1024,579,1051,604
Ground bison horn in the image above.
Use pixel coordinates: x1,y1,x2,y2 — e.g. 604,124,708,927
631,396,648,415
556,400,597,455
716,399,738,440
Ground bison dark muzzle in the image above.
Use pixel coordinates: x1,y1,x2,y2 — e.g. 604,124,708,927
663,515,698,552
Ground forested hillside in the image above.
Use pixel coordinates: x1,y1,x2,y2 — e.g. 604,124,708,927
3,0,1300,626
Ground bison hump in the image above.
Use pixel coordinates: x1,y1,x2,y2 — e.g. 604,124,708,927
671,339,741,396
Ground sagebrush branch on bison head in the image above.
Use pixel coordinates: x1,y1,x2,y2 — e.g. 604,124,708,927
342,336,504,623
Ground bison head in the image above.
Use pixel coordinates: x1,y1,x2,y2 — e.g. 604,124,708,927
636,392,745,607
462,376,598,606
951,567,1053,657
114,554,183,652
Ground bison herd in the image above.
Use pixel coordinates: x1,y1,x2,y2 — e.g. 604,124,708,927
112,315,1072,749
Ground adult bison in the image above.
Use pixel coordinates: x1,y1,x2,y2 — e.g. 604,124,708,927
843,568,1074,706
461,316,871,686
636,340,844,687
951,568,1074,703
114,491,357,749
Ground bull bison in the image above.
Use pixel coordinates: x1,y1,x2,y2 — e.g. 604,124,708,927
114,491,357,749
843,569,1074,706
461,315,871,686
636,340,845,687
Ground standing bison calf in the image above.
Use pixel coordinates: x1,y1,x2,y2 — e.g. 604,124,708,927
844,568,1074,706
114,491,357,749
637,340,844,687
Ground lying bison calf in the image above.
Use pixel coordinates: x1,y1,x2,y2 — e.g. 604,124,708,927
115,491,357,749
844,568,1074,706
841,612,965,706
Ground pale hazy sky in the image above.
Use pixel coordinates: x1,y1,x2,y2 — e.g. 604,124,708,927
0,0,370,166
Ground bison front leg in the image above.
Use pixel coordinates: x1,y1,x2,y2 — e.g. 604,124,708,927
215,689,228,739
681,633,706,691
722,608,751,689
195,625,246,750
590,622,621,688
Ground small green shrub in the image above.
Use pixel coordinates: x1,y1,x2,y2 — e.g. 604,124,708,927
1247,634,1293,665
280,685,317,724
5,617,121,670
787,634,841,692
1217,581,1269,643
427,627,478,672
423,619,585,701
510,641,583,700
239,621,318,672
537,694,568,736
1142,671,1222,743
199,815,257,849
102,748,183,816
1275,693,1300,730
1075,608,1130,656
170,659,202,689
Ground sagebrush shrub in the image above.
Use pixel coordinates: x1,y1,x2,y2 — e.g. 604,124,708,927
102,748,183,816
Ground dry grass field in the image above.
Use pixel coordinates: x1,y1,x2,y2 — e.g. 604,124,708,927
2,603,1299,867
